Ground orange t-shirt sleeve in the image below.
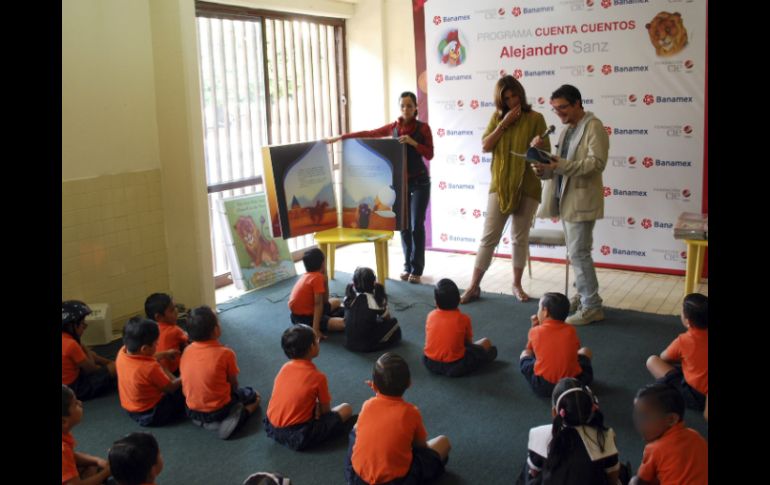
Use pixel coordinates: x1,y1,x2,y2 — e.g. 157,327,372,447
636,445,657,482
413,408,428,442
463,314,473,342
226,349,240,378
149,362,172,390
664,336,682,361
70,342,87,365
317,373,331,405
62,445,78,483
310,273,325,294
526,328,535,352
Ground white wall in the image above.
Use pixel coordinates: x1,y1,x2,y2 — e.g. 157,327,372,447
62,0,161,181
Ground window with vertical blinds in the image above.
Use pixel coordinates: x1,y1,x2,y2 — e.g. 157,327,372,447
195,2,348,283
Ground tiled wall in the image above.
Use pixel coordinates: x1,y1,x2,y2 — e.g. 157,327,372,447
62,169,170,333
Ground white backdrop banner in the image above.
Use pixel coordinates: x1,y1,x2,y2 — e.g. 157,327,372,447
420,0,706,273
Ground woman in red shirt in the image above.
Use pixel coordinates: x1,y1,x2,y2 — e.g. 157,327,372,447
326,91,433,284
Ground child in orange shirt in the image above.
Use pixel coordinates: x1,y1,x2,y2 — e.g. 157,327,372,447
264,324,353,450
630,383,708,485
116,317,185,427
145,292,189,375
423,278,497,377
180,306,261,440
520,292,594,398
62,384,111,485
346,352,451,484
108,432,163,485
288,248,344,338
646,293,708,411
62,300,116,400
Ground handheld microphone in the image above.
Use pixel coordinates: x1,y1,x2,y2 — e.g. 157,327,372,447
540,125,555,139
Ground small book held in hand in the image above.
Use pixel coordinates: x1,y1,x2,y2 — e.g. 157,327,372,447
511,147,555,164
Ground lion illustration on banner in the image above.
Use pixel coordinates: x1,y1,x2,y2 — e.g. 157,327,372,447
645,12,688,57
234,216,280,267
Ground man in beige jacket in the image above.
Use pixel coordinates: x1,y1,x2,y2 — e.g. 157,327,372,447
531,85,609,325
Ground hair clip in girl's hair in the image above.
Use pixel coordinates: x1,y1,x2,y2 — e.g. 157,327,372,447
559,408,567,418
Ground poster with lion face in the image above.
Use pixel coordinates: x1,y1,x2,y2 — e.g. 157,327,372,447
646,11,688,57
216,193,296,291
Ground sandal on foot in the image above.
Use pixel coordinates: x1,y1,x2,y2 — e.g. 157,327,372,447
512,286,530,302
459,287,481,304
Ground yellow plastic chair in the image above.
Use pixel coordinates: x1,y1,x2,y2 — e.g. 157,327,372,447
313,227,394,286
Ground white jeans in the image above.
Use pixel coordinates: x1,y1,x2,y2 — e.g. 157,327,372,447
474,193,539,271
563,220,602,309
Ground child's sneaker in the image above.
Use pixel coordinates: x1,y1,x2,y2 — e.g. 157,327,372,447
218,402,245,440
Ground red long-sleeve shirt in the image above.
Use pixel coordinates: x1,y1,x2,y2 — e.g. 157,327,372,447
341,117,434,178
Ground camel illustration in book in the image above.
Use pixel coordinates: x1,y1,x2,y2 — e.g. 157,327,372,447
306,200,329,225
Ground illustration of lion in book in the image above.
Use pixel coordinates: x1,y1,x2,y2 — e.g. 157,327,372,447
234,216,280,267
645,12,688,57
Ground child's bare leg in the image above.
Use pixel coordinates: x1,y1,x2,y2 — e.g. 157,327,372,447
578,347,593,360
105,361,117,376
427,435,451,461
646,355,675,380
245,392,261,415
333,403,353,422
327,317,345,331
520,349,534,360
79,465,100,478
475,337,492,350
329,298,342,311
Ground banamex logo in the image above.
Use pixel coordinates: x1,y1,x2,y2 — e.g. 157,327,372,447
438,181,447,190
602,64,612,75
643,157,654,168
440,233,448,242
604,126,612,136
601,0,611,9
512,6,522,17
603,187,612,197
600,245,611,256
472,155,481,164
643,94,655,105
437,128,446,137
513,69,523,79
470,99,479,109
433,16,442,26
641,218,652,229
435,74,444,84
473,209,482,218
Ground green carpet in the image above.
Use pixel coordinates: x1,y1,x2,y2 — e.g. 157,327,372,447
79,273,708,484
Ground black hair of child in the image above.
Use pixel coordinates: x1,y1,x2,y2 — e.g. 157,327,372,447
109,432,160,485
546,378,608,472
345,267,387,308
145,293,172,320
281,324,317,359
188,306,218,342
682,293,708,329
434,278,460,310
372,352,410,397
123,317,160,353
636,383,686,422
302,247,325,272
541,292,570,321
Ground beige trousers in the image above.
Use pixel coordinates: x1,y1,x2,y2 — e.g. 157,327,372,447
474,192,539,271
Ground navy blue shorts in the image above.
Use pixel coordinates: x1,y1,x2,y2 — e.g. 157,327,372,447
264,411,344,451
291,300,342,333
345,428,446,485
423,343,498,377
127,388,186,427
68,366,115,401
657,367,706,411
186,386,258,428
520,355,594,398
